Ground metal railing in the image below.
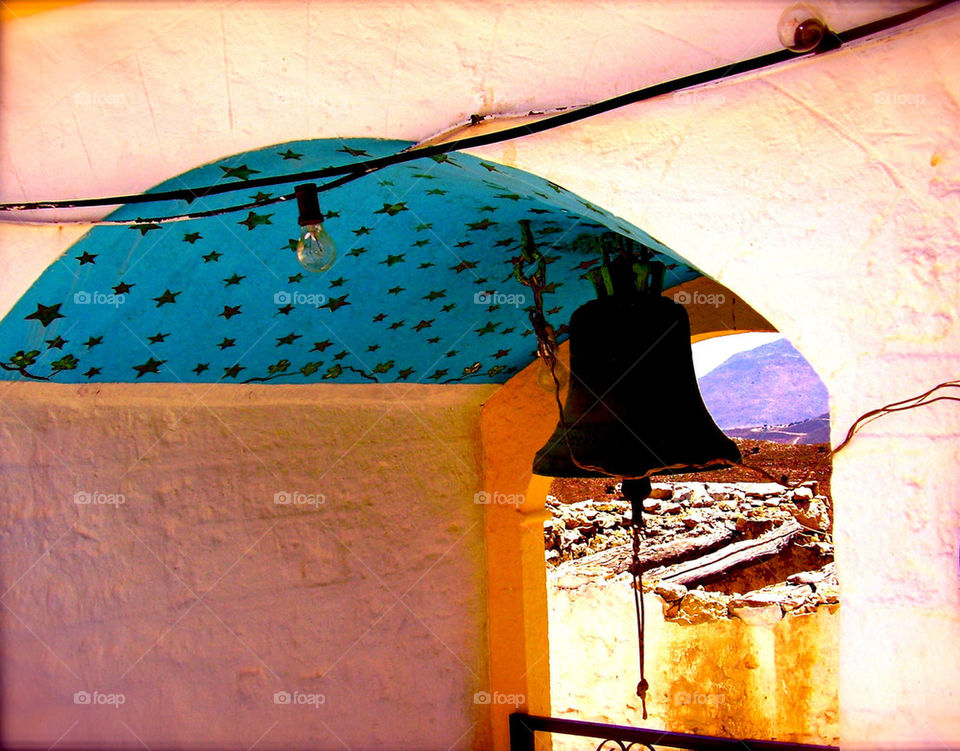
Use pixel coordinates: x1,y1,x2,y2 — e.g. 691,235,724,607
510,714,839,751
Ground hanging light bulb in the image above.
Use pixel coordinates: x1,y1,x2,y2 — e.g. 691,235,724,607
536,345,570,393
294,183,336,273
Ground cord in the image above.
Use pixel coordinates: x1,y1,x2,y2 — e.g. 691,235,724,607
1,0,954,221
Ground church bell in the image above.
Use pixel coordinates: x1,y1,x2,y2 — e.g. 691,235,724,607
532,273,740,479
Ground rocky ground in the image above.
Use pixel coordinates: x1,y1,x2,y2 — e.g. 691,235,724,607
544,441,839,624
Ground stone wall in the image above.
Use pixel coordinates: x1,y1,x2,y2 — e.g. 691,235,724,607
548,566,840,745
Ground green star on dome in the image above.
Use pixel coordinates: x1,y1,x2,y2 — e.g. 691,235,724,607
321,294,350,312
337,145,369,157
133,357,165,378
238,211,273,230
223,364,245,379
153,289,181,307
374,202,408,216
130,223,161,235
220,164,260,180
276,333,301,346
25,303,65,327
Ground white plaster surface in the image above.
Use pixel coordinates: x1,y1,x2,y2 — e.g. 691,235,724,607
0,1,928,215
0,382,497,749
2,2,960,747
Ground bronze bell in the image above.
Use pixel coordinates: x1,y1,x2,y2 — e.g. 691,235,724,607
532,281,740,479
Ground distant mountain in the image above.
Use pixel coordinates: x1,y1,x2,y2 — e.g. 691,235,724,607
724,413,830,445
697,338,829,440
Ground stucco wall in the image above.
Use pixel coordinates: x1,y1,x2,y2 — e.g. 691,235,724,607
0,381,496,749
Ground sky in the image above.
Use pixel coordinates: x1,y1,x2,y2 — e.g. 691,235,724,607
691,332,784,379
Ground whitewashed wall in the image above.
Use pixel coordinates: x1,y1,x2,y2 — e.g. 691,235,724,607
0,382,495,749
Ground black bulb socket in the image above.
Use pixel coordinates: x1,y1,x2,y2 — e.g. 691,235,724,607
295,183,323,226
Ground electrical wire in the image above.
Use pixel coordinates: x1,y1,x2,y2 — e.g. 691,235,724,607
0,166,379,227
0,0,954,223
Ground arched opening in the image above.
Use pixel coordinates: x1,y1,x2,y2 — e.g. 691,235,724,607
482,271,838,747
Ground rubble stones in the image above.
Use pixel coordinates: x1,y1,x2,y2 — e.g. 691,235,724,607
676,589,729,624
642,498,662,512
791,497,831,531
730,603,784,627
649,484,673,500
689,488,715,508
545,479,837,625
654,581,687,602
730,589,784,607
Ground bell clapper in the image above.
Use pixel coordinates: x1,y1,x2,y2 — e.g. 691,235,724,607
622,478,652,720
